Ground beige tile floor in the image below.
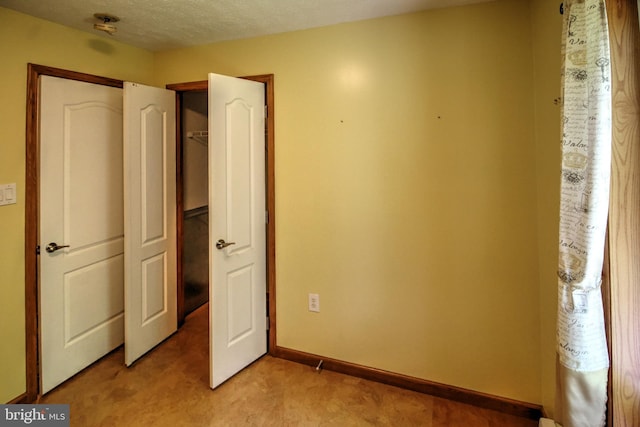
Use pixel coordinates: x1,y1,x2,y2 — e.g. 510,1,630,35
40,305,538,426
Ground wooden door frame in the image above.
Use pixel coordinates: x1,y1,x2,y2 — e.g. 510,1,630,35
24,65,276,402
24,64,124,402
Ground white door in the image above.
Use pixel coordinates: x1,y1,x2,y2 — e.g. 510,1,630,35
209,73,267,388
40,76,125,393
123,82,177,366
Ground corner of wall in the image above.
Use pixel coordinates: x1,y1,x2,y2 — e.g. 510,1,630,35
529,0,564,418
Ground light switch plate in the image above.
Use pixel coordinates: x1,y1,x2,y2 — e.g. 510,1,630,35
0,183,16,206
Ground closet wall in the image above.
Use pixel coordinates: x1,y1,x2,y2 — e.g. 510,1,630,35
182,91,209,314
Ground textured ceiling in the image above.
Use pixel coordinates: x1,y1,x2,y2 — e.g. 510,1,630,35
0,0,490,52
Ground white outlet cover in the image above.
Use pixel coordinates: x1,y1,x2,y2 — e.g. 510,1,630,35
308,293,320,312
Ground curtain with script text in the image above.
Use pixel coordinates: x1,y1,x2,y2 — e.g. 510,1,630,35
555,0,611,426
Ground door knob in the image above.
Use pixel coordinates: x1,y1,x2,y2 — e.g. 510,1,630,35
216,239,236,250
45,242,70,253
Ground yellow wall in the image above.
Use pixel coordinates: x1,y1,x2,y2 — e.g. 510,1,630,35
0,7,154,403
0,0,563,411
530,0,563,417
156,0,541,403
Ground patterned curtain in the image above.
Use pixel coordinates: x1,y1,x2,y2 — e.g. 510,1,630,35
555,0,611,426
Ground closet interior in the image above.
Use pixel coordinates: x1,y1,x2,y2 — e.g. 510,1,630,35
181,91,209,315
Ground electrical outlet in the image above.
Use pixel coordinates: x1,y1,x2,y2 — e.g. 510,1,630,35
308,293,320,313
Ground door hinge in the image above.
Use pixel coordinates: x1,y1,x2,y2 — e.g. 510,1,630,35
36,245,40,255
264,105,268,119
265,210,269,224
266,316,270,331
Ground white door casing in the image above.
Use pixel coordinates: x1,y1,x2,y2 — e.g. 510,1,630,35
209,73,267,388
123,82,177,366
40,76,125,393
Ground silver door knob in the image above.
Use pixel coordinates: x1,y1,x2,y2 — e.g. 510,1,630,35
45,242,70,253
216,239,236,250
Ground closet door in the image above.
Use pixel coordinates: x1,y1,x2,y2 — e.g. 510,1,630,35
209,73,267,388
40,76,124,393
123,82,177,366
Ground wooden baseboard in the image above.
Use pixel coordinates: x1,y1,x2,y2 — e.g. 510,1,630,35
7,393,29,404
272,346,543,421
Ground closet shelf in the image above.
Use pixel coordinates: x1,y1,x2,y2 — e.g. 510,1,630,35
186,130,208,145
